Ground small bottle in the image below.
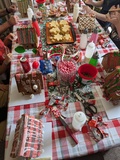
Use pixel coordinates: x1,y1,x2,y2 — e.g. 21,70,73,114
27,6,34,21
89,28,98,45
79,29,88,50
73,3,79,23
72,111,87,131
89,51,99,66
84,41,95,63
32,15,41,37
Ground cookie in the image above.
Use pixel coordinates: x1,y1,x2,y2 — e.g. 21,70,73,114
61,25,70,33
49,21,59,28
53,33,63,41
59,20,68,26
64,34,71,41
49,27,60,35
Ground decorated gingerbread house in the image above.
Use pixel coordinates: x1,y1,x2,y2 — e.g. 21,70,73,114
10,114,44,158
17,27,38,49
66,0,79,13
17,0,33,18
15,71,43,95
103,66,120,102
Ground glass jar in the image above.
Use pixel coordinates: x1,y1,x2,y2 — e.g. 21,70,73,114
57,57,77,85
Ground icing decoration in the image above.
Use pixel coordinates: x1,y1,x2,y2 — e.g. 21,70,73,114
15,46,25,53
32,61,40,69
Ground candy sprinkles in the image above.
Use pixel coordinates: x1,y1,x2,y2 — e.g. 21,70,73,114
57,59,77,84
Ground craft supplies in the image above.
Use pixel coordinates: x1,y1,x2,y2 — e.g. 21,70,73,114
87,115,108,141
59,116,78,144
57,58,77,84
20,57,31,73
74,92,97,118
84,41,95,63
79,29,88,50
72,111,87,131
78,63,98,84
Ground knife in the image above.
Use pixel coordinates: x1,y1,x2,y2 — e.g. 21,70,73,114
59,116,78,145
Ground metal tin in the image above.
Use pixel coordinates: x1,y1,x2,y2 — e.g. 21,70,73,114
20,57,31,73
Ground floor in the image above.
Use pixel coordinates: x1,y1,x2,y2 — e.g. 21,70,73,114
63,152,104,160
0,140,5,160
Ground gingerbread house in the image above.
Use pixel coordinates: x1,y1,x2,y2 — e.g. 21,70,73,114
103,66,120,102
66,0,79,13
102,51,120,73
15,71,43,95
17,27,38,49
17,0,33,18
10,114,44,158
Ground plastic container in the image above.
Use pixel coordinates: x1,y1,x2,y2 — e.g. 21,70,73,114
89,28,98,45
73,3,79,23
27,6,34,21
72,111,87,131
84,41,95,63
78,63,98,84
89,51,99,66
79,29,88,50
32,15,41,37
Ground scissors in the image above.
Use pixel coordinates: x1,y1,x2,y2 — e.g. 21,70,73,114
74,92,97,117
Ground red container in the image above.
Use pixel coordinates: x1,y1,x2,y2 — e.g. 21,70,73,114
20,57,31,73
78,63,98,84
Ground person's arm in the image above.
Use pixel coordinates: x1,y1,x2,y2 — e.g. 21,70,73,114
0,8,10,18
85,0,104,7
3,33,15,47
115,24,120,38
106,7,120,38
0,4,17,18
0,15,19,34
0,53,12,75
83,5,107,21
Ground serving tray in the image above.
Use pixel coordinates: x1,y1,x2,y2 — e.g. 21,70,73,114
46,21,76,45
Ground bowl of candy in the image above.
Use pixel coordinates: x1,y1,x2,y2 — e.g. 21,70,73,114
78,64,98,85
48,45,65,58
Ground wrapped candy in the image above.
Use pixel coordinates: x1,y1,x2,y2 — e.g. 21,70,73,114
39,59,53,75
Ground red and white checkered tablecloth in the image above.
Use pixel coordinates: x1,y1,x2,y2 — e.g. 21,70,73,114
5,2,120,160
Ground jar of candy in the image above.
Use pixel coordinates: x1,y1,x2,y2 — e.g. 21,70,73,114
57,57,77,85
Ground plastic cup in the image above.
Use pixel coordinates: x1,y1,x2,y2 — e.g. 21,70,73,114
78,63,98,84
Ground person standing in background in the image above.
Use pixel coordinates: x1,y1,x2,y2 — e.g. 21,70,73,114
85,0,120,28
83,3,120,49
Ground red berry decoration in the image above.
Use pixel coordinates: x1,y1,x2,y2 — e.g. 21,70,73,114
32,61,39,69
